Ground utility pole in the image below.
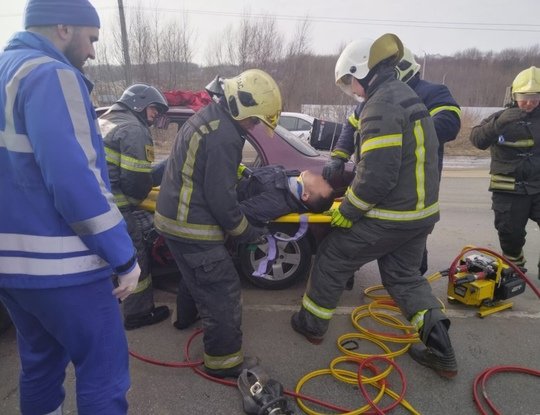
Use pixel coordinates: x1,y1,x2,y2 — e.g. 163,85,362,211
118,0,132,85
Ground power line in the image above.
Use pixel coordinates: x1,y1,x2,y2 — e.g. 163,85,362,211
2,7,540,34
119,7,540,33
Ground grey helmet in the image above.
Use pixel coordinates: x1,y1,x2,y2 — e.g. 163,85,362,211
117,84,169,114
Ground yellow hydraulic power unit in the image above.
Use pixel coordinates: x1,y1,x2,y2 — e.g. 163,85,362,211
447,250,526,317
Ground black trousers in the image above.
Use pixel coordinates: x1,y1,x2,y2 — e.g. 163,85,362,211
165,239,244,364
301,219,441,336
491,191,540,267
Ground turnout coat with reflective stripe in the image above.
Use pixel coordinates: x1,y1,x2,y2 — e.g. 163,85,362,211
99,107,154,208
339,68,440,229
331,73,461,167
155,102,250,243
0,32,135,288
470,106,540,194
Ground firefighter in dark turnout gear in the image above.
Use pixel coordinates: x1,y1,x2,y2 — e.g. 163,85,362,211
237,165,334,226
470,66,540,278
325,46,461,277
99,84,170,330
292,34,458,378
325,46,461,179
155,69,282,378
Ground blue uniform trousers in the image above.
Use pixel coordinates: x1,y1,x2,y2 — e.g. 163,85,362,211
0,278,130,415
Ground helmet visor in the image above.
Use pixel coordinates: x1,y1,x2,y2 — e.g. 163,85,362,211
336,74,355,98
514,92,540,102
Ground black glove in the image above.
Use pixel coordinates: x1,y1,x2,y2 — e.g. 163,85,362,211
235,224,268,245
495,108,527,133
322,157,345,181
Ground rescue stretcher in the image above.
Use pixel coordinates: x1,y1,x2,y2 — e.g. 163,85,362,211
139,187,339,223
139,188,340,290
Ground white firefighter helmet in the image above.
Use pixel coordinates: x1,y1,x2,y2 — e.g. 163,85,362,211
335,33,404,97
222,69,282,129
396,47,421,83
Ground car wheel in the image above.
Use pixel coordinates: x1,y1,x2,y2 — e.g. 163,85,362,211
238,224,313,290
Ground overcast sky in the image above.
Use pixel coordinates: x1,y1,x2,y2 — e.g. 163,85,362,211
1,0,539,64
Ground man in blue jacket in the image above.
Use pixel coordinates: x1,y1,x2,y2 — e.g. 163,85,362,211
324,46,461,280
0,0,138,413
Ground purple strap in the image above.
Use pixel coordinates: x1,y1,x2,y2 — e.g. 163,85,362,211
252,215,309,277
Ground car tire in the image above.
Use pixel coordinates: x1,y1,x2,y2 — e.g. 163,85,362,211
238,224,313,290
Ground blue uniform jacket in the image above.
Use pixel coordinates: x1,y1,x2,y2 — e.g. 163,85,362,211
0,32,135,288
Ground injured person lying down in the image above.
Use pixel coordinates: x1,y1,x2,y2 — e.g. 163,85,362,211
236,164,335,225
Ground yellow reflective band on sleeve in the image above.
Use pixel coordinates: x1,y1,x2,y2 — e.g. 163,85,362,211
204,350,243,369
410,309,428,331
498,139,534,148
490,174,516,191
429,105,461,119
105,147,120,165
413,120,426,210
113,193,130,207
131,275,151,294
348,113,360,129
345,187,374,211
330,149,351,160
229,216,249,236
360,134,402,154
364,202,439,221
237,163,247,179
105,147,152,173
302,294,335,320
154,212,225,241
120,154,152,173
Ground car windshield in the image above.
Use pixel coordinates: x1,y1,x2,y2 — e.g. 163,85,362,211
274,125,320,156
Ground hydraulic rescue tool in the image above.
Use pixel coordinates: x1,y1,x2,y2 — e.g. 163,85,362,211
237,366,295,415
447,247,527,317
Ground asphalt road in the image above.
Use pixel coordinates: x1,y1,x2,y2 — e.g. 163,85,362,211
1,164,539,415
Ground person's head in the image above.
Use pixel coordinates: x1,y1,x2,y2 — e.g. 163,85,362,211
335,33,404,101
221,69,282,130
24,0,101,71
117,84,169,126
511,66,540,113
395,47,421,83
299,170,334,213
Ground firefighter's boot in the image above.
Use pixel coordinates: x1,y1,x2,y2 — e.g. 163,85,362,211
124,305,170,330
204,356,260,379
290,311,324,345
408,309,457,379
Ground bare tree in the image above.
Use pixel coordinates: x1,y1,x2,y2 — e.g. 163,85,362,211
128,4,154,83
159,13,196,89
276,18,313,110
